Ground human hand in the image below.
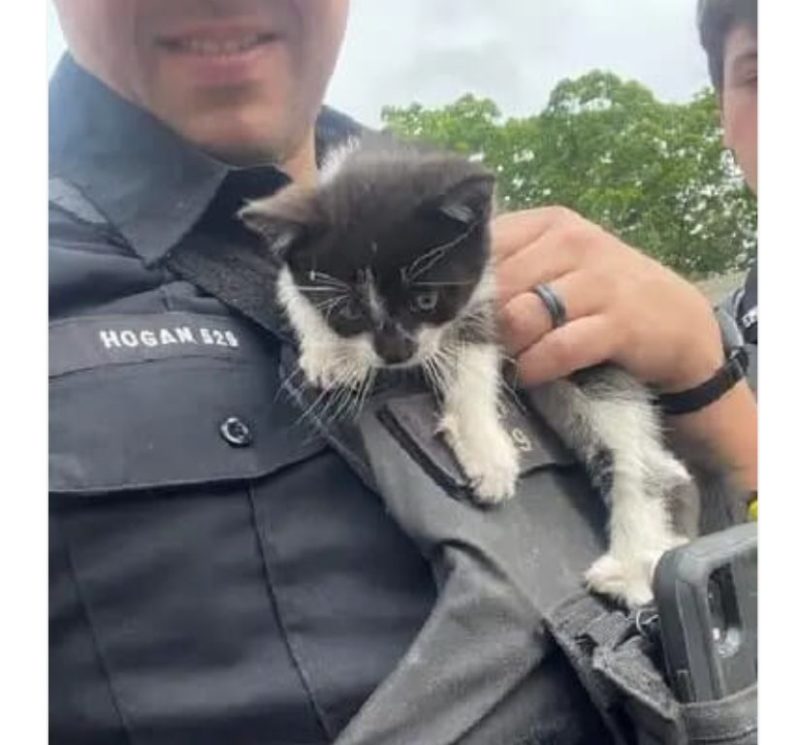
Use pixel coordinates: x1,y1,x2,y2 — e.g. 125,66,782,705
493,207,725,392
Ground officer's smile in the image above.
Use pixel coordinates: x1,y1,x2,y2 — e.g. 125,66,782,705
156,22,285,86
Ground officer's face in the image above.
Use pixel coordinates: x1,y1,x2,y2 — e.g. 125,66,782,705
54,0,350,166
721,24,758,193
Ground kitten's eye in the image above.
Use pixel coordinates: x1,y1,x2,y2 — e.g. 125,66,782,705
339,299,364,321
412,290,439,313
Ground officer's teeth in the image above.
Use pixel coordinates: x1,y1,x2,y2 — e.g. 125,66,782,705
181,36,263,55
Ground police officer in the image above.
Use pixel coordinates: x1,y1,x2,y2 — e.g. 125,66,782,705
49,2,754,744
50,2,611,743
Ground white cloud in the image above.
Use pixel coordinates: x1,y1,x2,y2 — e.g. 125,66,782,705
328,0,710,125
48,0,711,125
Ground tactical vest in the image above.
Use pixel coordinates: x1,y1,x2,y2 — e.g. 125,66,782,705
51,177,757,745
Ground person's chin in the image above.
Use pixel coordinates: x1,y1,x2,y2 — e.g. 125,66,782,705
180,109,293,166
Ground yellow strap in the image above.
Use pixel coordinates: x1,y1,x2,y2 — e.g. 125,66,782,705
747,498,758,522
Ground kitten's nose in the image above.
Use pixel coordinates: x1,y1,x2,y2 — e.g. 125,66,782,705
374,328,416,365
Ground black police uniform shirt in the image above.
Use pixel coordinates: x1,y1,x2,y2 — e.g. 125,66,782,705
49,55,437,745
736,265,757,391
718,264,757,393
739,265,757,346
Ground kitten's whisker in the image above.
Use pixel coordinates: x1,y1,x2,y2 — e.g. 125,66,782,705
330,365,371,424
319,392,350,428
315,293,348,305
275,363,307,402
356,368,377,417
297,389,331,427
495,375,526,412
319,295,348,321
402,220,481,284
310,361,364,426
344,368,372,422
402,247,448,285
293,286,347,294
311,385,346,427
423,352,453,403
329,375,360,424
309,271,350,290
410,280,476,288
422,358,446,405
296,362,350,424
312,296,348,311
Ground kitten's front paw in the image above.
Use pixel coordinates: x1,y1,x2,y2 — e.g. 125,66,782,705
300,350,354,391
439,415,520,505
585,536,689,608
585,554,654,608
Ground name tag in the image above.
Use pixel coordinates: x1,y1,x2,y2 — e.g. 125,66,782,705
98,325,239,351
50,312,265,377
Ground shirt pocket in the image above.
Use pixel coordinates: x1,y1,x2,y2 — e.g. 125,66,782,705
49,311,326,495
49,312,332,745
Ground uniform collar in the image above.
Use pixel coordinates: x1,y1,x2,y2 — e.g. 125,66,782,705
49,54,360,267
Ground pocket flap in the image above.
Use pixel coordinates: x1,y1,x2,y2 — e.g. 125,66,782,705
50,313,326,495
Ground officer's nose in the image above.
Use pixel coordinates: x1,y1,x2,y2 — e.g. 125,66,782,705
374,327,417,365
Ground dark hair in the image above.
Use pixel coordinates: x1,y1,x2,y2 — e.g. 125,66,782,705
698,0,758,91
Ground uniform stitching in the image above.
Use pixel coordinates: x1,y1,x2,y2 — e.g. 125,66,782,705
55,513,137,745
247,485,334,742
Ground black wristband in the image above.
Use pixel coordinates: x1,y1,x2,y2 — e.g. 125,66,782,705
658,347,749,416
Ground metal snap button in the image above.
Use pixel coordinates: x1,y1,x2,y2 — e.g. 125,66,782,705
220,417,253,448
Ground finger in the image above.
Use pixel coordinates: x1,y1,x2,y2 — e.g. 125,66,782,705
498,293,553,355
495,229,581,305
491,207,570,262
498,271,603,355
514,315,620,387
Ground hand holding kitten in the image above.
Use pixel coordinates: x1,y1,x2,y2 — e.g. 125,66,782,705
493,207,725,393
493,206,758,494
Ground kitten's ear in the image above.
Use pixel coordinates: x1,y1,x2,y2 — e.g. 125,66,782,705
436,173,496,225
238,185,320,259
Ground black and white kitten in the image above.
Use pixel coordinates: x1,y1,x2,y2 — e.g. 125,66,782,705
242,140,519,502
240,140,695,606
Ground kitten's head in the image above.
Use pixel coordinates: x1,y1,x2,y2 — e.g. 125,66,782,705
240,140,496,371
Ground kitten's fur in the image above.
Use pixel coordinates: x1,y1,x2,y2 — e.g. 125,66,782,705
241,139,695,606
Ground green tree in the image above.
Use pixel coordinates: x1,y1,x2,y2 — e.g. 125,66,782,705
382,72,756,278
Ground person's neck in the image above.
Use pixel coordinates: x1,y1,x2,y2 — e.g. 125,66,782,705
213,128,319,185
278,129,318,186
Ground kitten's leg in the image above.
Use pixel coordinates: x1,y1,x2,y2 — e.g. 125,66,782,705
528,367,695,606
437,344,520,504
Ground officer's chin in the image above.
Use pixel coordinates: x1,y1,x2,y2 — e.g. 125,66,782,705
178,111,302,168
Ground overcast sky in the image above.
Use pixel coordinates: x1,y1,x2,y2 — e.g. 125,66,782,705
48,0,710,126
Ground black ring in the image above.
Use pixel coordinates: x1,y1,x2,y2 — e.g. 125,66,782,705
532,283,567,329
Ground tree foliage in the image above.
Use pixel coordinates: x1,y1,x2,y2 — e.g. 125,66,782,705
382,71,756,278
